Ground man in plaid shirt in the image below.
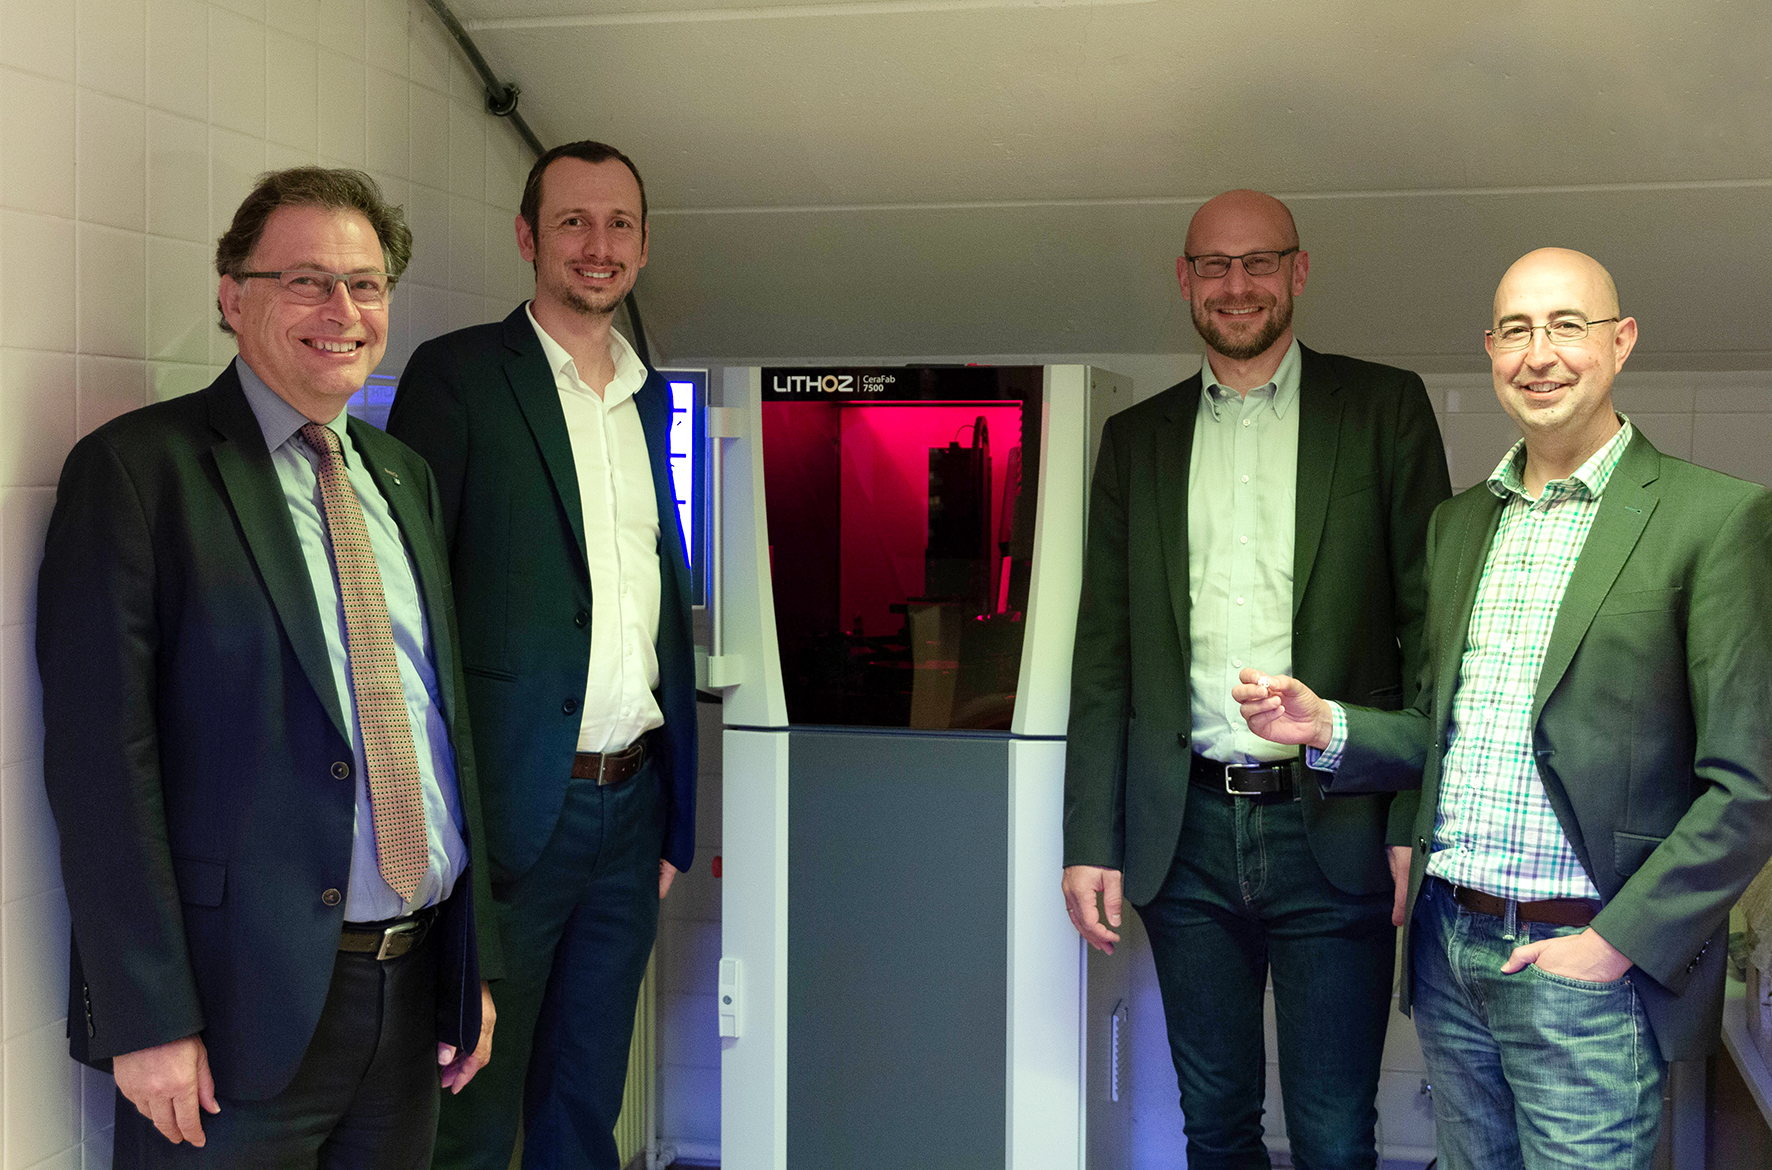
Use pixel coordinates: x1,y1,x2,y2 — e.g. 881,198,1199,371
1235,247,1772,1169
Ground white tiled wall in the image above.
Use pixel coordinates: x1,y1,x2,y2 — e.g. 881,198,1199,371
0,0,534,1162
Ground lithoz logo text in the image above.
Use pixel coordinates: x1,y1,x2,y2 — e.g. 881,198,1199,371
771,374,884,394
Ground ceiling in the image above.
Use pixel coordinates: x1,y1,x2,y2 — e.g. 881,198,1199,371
450,0,1772,369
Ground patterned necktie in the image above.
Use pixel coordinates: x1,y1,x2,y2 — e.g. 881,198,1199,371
301,422,429,902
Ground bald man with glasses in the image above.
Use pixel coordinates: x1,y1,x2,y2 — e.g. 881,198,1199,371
1238,247,1772,1168
1062,189,1450,1168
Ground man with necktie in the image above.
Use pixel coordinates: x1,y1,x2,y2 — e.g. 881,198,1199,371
37,167,499,1167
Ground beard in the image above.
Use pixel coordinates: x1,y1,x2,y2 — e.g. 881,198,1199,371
1190,292,1293,361
535,262,624,319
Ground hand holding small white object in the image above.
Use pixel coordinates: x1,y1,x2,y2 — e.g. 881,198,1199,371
1232,667,1334,751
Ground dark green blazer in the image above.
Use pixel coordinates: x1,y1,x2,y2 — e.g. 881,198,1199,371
1333,431,1772,1060
1065,345,1451,906
387,307,697,882
36,367,500,1099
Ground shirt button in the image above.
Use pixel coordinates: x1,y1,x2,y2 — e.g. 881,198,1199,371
1241,475,1250,483
1233,658,1242,668
1239,535,1248,545
321,888,342,907
1236,596,1245,605
563,697,579,715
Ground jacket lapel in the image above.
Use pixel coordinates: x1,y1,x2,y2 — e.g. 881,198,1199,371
501,308,589,575
1530,432,1661,722
1156,377,1201,640
1292,346,1342,617
352,424,459,728
205,371,350,744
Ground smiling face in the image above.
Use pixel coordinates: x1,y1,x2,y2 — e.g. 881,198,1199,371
217,204,388,422
517,156,649,320
1178,190,1309,363
1486,248,1637,456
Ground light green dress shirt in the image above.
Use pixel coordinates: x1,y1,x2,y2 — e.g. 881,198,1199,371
1189,339,1302,764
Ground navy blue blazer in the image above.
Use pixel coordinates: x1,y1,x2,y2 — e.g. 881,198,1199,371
388,306,698,880
36,367,497,1099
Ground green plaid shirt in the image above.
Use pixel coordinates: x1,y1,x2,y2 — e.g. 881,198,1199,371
1427,419,1635,899
1315,418,1633,899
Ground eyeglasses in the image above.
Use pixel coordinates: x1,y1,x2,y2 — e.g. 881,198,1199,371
237,269,394,307
1182,248,1300,279
1486,317,1620,350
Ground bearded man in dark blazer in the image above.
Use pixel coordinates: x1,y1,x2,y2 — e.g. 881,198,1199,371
1238,248,1772,1169
1062,189,1451,1169
387,141,696,1170
37,167,499,1167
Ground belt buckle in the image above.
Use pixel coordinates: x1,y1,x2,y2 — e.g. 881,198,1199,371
375,918,421,961
1223,764,1265,797
599,740,643,786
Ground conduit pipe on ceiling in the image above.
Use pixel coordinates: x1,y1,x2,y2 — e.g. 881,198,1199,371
419,0,656,367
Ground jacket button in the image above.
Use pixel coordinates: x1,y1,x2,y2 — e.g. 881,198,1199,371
321,888,342,907
1176,733,1187,747
575,610,589,628
563,697,578,715
1418,837,1429,854
331,761,351,780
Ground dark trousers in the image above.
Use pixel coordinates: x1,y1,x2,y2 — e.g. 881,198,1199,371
113,927,441,1169
434,760,665,1170
1137,783,1396,1170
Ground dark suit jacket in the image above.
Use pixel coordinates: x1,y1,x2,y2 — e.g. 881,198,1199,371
1065,345,1452,906
386,307,697,881
35,366,500,1100
1330,431,1772,1060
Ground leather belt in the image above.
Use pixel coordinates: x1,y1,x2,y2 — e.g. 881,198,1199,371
339,904,438,960
1431,877,1601,928
571,737,648,787
1188,752,1300,804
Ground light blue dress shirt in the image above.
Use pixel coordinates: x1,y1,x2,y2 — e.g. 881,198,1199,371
1188,339,1302,764
237,359,467,922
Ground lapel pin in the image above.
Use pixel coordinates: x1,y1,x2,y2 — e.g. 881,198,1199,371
384,468,401,485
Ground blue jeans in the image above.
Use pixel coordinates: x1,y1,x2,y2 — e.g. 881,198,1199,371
1411,876,1666,1170
434,760,665,1170
1138,784,1396,1170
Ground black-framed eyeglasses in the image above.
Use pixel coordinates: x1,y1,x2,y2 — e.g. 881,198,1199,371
1182,248,1300,279
238,269,395,306
1486,317,1620,350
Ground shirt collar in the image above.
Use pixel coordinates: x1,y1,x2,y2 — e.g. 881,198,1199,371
1200,337,1302,421
235,357,349,454
525,301,649,406
1487,414,1635,504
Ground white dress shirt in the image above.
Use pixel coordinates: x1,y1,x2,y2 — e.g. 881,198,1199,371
526,305,665,753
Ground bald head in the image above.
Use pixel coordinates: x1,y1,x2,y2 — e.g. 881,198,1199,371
1492,247,1620,324
1486,246,1638,481
1185,189,1299,256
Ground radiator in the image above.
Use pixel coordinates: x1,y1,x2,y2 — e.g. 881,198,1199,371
616,949,658,1169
